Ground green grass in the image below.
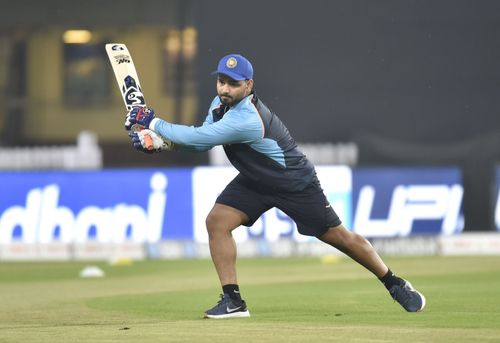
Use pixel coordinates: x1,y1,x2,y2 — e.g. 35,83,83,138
0,255,499,342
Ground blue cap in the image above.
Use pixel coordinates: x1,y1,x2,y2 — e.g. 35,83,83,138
213,54,253,81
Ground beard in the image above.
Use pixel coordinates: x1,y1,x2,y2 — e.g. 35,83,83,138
219,94,234,106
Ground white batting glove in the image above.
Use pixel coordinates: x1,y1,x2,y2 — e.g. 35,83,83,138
129,129,175,153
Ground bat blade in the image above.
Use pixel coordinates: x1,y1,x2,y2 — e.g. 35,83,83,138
105,43,146,110
105,43,153,150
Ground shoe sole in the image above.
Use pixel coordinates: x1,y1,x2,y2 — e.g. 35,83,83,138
406,281,426,312
415,291,426,312
204,310,251,319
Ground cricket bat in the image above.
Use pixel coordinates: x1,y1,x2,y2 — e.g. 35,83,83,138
105,43,153,150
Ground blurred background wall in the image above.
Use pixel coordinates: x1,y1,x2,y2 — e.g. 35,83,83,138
0,0,499,232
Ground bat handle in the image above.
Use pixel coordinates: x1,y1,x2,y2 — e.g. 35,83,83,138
131,124,154,150
143,134,154,150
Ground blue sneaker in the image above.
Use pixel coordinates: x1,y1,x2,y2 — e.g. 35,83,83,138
389,280,426,312
204,294,250,319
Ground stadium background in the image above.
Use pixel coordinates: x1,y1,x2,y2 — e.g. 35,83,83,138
0,0,499,253
1,4,500,342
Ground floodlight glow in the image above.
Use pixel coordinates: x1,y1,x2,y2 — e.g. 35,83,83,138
63,30,92,44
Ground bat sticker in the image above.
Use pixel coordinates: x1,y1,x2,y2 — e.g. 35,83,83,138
114,54,131,64
111,44,125,51
122,75,145,109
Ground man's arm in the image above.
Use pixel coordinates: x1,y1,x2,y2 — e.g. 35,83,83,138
126,104,218,152
149,108,263,148
125,101,263,150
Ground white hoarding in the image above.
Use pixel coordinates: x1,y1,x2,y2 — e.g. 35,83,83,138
192,166,352,243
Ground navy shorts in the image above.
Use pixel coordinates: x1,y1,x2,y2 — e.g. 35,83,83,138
216,174,342,237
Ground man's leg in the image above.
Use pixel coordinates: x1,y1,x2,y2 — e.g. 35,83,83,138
318,224,425,312
318,224,388,277
204,203,251,318
205,203,248,285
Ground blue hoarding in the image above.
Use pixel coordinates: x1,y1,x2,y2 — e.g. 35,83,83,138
0,169,192,243
0,166,467,245
352,167,464,237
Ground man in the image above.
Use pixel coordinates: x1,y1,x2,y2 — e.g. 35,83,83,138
126,54,426,319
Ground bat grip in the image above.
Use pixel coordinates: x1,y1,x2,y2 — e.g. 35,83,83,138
131,124,154,150
143,134,154,150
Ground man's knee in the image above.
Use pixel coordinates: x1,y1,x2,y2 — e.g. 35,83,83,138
206,210,224,237
205,204,248,237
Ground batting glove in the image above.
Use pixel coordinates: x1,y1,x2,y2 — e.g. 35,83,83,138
125,106,156,131
128,129,175,154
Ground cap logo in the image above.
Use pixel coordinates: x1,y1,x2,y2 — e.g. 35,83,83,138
226,57,238,68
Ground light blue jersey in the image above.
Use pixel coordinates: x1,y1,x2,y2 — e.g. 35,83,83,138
152,93,315,191
153,95,261,151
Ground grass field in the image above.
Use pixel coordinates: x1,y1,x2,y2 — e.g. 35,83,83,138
0,255,499,342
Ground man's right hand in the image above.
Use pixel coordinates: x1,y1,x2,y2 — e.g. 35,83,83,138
128,129,175,154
